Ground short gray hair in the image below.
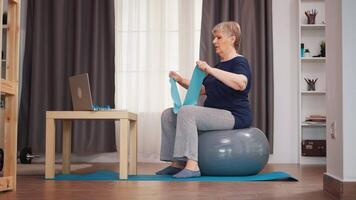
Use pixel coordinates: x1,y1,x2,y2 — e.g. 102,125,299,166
212,21,241,50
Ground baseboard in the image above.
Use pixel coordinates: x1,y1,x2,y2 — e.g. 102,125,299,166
31,152,163,163
323,173,356,200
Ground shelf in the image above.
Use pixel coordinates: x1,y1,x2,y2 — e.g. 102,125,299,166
301,24,325,30
299,0,326,167
300,156,326,165
0,0,21,192
301,57,326,62
301,122,326,127
301,91,326,94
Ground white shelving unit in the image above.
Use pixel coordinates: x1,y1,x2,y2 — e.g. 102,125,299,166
0,0,21,192
301,91,326,94
301,57,326,61
298,0,326,165
301,122,326,127
301,24,325,30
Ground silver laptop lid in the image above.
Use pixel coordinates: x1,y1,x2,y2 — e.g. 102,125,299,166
69,73,94,111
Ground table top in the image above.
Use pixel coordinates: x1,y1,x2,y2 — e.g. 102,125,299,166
46,110,137,120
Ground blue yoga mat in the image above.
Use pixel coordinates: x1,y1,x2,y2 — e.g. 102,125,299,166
51,170,297,182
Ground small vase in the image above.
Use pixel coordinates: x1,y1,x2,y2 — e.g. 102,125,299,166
307,84,316,91
321,49,325,57
307,16,316,24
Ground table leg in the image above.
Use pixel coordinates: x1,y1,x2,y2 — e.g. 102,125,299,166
45,118,55,179
129,120,137,175
62,120,72,174
119,119,129,179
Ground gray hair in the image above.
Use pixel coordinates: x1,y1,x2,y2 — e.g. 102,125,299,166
212,21,241,50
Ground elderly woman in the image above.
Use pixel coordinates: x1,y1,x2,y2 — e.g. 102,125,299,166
157,21,252,178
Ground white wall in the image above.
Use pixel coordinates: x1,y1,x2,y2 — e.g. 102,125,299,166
269,0,299,163
341,0,356,181
325,0,343,179
326,0,356,181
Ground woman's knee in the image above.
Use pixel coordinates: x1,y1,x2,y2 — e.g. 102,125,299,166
161,108,175,122
177,105,197,118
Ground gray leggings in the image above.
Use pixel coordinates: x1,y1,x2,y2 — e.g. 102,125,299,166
160,105,235,162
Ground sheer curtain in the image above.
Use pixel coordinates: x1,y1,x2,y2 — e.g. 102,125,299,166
114,0,202,162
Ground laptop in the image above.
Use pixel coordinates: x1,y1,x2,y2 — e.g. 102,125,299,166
69,73,95,111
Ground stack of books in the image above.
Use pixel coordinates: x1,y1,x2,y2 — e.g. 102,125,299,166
304,115,326,125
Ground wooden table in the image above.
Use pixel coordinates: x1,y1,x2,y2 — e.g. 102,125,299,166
45,111,137,180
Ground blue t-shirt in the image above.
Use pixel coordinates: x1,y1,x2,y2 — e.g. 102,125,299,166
203,56,252,129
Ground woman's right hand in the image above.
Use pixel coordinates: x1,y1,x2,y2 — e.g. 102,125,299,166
169,71,183,83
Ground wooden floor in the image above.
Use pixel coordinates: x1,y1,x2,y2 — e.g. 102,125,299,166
1,163,334,200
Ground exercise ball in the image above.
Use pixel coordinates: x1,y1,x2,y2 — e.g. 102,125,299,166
198,128,269,176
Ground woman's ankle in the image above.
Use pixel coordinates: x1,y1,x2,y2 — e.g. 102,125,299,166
171,161,186,169
184,159,199,171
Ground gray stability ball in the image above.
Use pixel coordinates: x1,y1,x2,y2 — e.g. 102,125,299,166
198,128,270,176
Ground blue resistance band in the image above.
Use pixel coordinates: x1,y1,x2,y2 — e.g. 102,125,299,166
92,104,111,111
170,78,183,113
170,66,206,114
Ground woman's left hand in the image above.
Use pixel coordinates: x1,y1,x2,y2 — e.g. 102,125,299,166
196,60,213,74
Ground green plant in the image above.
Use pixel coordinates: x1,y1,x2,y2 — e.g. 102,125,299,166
320,40,325,57
320,40,325,49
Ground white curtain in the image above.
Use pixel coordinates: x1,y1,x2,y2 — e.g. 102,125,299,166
114,0,202,162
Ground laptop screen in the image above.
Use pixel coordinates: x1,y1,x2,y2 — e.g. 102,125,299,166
69,73,94,111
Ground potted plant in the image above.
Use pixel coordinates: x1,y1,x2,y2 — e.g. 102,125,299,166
305,9,318,24
320,40,325,57
304,78,318,91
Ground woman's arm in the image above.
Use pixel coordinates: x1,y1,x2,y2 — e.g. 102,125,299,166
200,86,206,95
169,71,206,94
196,61,248,91
169,71,189,89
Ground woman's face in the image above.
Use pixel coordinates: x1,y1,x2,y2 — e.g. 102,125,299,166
212,31,235,56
